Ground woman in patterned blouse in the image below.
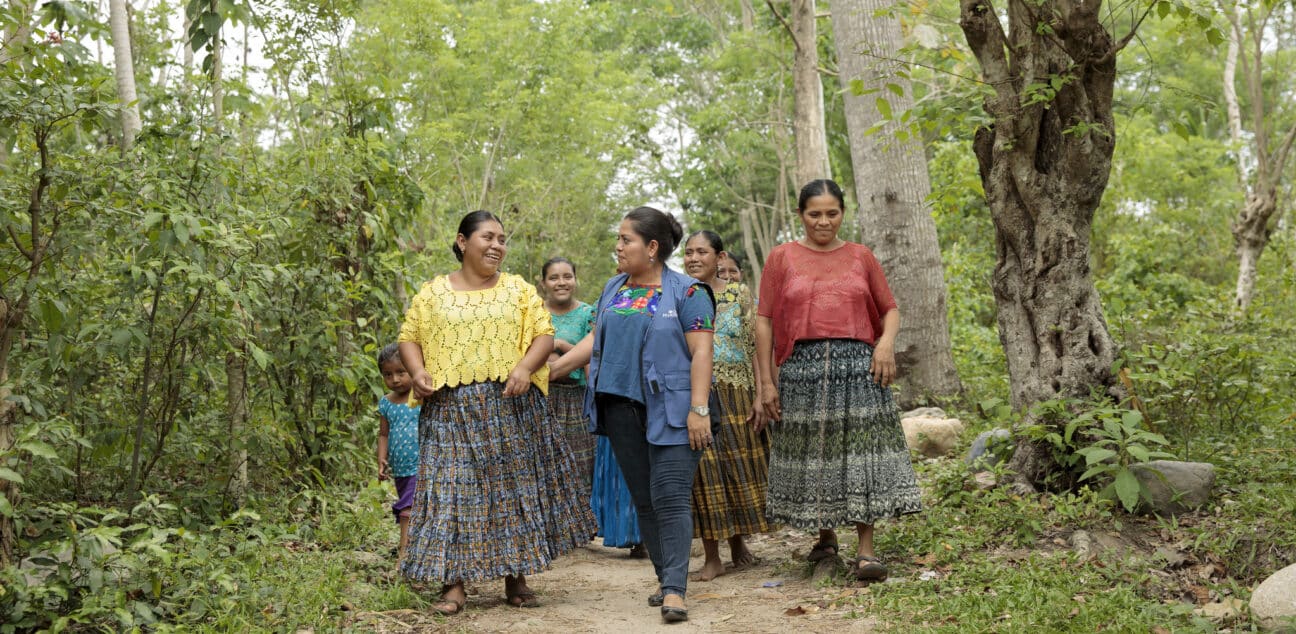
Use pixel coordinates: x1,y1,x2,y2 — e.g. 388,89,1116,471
550,207,716,623
397,211,596,615
682,231,771,582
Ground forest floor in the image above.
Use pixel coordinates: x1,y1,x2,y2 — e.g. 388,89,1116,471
324,440,1296,634
348,530,882,633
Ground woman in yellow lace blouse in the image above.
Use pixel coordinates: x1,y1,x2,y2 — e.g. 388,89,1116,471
397,211,597,616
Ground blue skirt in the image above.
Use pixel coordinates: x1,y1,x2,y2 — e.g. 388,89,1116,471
591,435,641,547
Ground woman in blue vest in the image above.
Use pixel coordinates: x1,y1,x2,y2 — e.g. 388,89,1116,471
551,206,716,623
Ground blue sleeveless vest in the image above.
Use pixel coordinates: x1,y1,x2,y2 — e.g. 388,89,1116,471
584,268,714,446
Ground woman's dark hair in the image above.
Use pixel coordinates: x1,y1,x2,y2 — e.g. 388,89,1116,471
797,179,846,212
624,206,684,262
377,343,401,367
686,230,724,254
724,251,744,271
541,256,576,278
452,210,504,262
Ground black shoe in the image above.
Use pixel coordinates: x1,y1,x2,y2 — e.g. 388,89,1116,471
647,591,664,607
661,606,689,623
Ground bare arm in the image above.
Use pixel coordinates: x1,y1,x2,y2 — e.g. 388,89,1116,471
871,309,900,387
505,334,555,397
755,315,780,426
549,331,594,377
377,415,390,480
685,330,715,450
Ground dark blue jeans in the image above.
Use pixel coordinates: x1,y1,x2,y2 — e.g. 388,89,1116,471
597,394,702,598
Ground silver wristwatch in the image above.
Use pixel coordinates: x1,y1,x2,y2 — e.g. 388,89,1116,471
689,404,710,417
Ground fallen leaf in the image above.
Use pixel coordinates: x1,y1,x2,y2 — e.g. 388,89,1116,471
717,614,734,622
942,543,954,551
1068,608,1079,617
784,606,806,616
1072,594,1087,604
692,593,722,600
1188,584,1211,604
1151,627,1171,634
913,553,937,566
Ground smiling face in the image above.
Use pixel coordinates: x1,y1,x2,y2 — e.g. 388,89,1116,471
717,256,741,283
542,260,577,304
615,218,656,276
798,193,845,247
457,219,507,273
683,234,721,282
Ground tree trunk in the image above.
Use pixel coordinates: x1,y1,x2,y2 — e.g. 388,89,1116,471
1222,1,1296,314
959,0,1124,487
0,0,35,66
832,0,961,407
791,0,831,185
740,0,756,31
226,340,248,508
0,314,18,565
108,0,142,149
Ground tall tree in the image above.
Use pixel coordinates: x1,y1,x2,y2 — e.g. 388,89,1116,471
957,0,1132,485
831,0,961,406
1222,0,1296,314
788,0,832,184
108,0,142,148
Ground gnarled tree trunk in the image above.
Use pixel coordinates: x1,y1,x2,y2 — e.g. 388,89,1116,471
1222,0,1296,314
832,0,961,407
959,0,1124,486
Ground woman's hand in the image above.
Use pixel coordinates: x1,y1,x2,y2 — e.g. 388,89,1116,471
747,387,769,432
554,338,574,354
411,369,436,399
687,411,713,451
377,459,390,481
758,383,781,426
503,364,532,397
871,339,897,387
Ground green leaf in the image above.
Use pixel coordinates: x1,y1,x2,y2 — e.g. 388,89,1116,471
248,342,271,370
1206,27,1224,46
1113,469,1140,512
0,467,23,484
201,10,222,39
1079,447,1117,465
885,82,904,98
1127,444,1150,462
1121,410,1142,427
0,494,12,518
1078,465,1109,482
875,96,892,120
19,440,59,461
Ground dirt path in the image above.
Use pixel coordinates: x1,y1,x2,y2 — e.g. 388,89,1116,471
355,531,881,633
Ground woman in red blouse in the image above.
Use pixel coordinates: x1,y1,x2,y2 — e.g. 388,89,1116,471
754,179,922,582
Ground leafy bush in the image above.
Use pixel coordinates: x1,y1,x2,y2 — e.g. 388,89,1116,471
1024,398,1176,512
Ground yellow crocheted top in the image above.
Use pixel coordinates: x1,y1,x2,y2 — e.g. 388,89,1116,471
398,273,554,395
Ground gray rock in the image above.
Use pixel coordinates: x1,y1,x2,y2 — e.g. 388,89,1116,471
901,416,964,458
901,407,946,419
1130,460,1215,516
966,428,1013,470
1252,562,1296,632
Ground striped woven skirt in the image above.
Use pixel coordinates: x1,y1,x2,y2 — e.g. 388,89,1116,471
766,340,923,528
548,382,596,487
591,435,641,548
400,381,597,584
691,381,772,540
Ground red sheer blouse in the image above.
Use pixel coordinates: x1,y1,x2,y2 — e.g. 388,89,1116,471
757,241,898,365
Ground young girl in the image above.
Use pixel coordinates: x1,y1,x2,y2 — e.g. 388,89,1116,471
376,343,419,561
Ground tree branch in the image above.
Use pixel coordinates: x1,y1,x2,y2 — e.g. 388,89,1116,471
959,0,1017,109
764,0,801,50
